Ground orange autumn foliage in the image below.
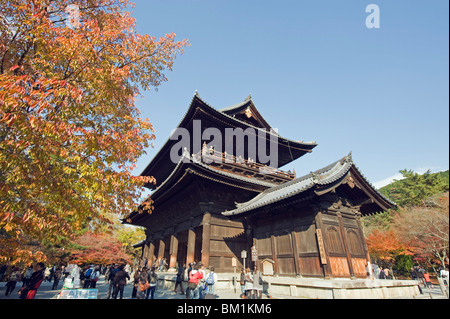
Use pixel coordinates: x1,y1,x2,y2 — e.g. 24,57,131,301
71,232,132,265
366,229,414,263
0,0,189,265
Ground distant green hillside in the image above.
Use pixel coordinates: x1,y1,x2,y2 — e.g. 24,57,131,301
379,169,449,207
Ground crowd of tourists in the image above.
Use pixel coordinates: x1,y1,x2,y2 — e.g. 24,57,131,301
0,262,134,299
0,260,222,299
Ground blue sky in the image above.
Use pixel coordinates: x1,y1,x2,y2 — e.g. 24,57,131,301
130,0,449,189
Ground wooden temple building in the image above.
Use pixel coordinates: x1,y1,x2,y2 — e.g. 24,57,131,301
125,93,395,279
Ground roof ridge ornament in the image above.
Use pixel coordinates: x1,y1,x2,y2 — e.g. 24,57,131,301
245,94,252,101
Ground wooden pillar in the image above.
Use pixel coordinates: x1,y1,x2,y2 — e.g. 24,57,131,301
157,239,165,259
186,228,196,266
337,212,355,278
291,229,301,276
355,213,372,270
201,213,211,267
169,234,179,269
148,242,155,267
142,243,149,266
314,210,332,278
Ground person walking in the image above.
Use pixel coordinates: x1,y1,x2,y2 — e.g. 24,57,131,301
51,265,62,290
440,267,448,287
83,265,94,288
90,266,101,288
5,267,21,296
423,272,432,288
174,263,185,295
19,262,45,299
106,264,119,299
112,265,130,299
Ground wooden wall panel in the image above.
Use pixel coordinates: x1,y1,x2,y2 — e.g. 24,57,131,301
296,224,318,253
209,256,221,269
275,233,293,256
351,258,367,277
256,236,272,256
299,256,323,276
325,226,345,254
277,257,296,275
346,229,364,256
329,257,350,277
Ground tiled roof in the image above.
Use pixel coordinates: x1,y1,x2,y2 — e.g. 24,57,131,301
222,153,395,216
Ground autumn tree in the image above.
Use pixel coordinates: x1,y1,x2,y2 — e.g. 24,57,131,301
70,231,133,265
392,193,449,269
0,0,188,265
365,229,414,270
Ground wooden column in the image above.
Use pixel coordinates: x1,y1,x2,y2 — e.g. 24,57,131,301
186,228,196,266
148,242,155,267
169,234,179,269
201,213,211,267
336,212,355,278
314,210,332,278
142,242,149,266
157,239,165,259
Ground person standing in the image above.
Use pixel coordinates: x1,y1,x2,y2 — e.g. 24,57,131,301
186,263,193,299
147,266,158,299
113,265,130,299
132,267,141,299
239,268,246,298
174,263,185,295
204,267,218,296
137,267,149,299
188,264,203,299
244,268,254,299
197,263,206,299
19,262,45,299
253,265,263,299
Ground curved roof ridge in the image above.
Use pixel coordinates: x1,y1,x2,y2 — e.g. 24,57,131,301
223,152,357,216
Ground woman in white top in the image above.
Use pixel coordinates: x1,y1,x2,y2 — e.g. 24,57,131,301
244,268,254,299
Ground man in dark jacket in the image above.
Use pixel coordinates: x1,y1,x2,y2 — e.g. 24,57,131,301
106,264,118,299
112,265,130,299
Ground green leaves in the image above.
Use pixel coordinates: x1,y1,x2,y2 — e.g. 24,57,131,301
380,169,449,207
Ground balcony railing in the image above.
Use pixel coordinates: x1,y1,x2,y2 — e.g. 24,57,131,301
193,146,296,183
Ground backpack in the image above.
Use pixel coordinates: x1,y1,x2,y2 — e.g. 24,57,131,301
206,273,214,285
84,268,92,278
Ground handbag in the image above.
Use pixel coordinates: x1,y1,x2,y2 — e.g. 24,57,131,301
140,281,150,291
188,282,197,290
